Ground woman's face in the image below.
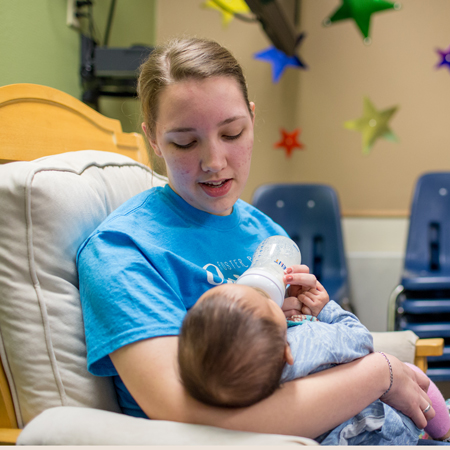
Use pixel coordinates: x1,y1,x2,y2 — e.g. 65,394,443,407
146,76,255,216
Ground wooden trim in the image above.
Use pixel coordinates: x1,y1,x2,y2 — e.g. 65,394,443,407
0,83,148,165
414,338,444,373
0,428,21,445
415,338,444,357
0,355,17,429
342,209,409,218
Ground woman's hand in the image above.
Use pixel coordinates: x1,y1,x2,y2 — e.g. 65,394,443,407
283,265,317,295
379,353,435,429
282,265,317,317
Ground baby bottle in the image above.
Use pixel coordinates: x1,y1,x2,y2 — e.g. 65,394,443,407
236,235,301,307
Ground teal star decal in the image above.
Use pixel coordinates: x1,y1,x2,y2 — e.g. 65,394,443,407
324,0,400,44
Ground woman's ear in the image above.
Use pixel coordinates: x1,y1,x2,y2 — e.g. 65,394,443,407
250,102,256,126
284,343,294,366
141,122,162,157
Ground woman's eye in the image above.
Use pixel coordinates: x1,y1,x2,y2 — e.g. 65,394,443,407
223,130,243,141
173,141,196,149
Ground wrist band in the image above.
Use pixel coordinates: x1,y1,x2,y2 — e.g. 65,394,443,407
378,352,394,397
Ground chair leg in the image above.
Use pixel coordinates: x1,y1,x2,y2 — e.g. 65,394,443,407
0,428,21,445
387,285,404,331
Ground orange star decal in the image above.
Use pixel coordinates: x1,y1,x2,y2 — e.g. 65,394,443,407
274,128,304,157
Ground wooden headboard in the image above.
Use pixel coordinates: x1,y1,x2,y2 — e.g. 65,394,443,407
0,83,148,165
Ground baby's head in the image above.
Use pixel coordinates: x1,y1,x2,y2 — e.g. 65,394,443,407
178,284,293,408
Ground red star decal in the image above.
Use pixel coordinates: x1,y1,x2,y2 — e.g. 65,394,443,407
274,128,304,157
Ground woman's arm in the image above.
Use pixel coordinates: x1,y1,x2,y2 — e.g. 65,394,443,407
111,336,434,439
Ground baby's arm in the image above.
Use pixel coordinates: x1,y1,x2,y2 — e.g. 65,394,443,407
282,300,374,382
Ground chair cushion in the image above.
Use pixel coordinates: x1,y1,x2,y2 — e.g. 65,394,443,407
0,150,167,427
17,406,318,446
372,330,418,364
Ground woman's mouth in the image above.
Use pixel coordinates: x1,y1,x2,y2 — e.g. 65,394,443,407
199,179,232,197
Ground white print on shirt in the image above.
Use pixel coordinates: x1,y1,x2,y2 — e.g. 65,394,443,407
214,258,249,272
203,257,251,286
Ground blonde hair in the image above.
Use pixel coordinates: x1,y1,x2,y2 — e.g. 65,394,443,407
137,37,252,143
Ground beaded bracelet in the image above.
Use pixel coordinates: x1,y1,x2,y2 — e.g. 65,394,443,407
378,351,394,397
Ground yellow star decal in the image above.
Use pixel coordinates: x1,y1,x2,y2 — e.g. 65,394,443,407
344,97,399,154
202,0,250,27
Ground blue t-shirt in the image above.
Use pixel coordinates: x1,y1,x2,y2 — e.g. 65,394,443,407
77,184,287,416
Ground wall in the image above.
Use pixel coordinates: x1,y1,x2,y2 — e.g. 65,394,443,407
0,0,156,133
154,0,436,331
294,0,450,216
343,217,408,331
157,0,450,216
0,1,80,97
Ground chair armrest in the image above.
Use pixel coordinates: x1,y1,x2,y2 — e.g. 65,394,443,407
372,331,444,373
17,406,318,445
0,354,18,429
0,428,21,445
0,355,20,444
414,338,444,373
372,330,418,364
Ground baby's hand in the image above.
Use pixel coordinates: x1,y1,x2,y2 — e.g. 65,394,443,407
297,280,329,316
282,296,303,317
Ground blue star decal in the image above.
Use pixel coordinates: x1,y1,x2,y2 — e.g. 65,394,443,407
254,34,307,83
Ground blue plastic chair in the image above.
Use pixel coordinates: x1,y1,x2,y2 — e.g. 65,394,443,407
402,173,450,291
389,173,450,381
252,183,351,309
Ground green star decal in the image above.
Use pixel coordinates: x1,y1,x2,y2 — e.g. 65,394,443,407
324,0,400,43
344,97,399,155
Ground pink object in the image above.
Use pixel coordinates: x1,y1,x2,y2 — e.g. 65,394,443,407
406,363,450,440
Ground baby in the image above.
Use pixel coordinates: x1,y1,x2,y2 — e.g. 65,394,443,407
178,282,450,445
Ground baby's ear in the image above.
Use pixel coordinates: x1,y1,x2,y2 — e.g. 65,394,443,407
284,343,294,365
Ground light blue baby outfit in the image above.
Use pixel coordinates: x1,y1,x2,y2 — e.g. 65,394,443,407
282,301,421,445
77,184,288,418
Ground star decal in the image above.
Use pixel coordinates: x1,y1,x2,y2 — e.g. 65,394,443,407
324,0,400,43
274,128,304,158
254,34,307,83
202,0,250,27
344,97,399,155
436,45,450,71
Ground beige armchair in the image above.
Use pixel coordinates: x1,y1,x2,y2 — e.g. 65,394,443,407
0,84,443,445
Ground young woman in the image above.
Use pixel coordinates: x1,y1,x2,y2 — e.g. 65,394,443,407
77,37,434,440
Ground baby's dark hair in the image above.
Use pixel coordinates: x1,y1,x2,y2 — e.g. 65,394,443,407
178,285,287,408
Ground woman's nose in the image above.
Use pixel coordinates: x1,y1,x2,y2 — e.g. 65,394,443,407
200,142,227,173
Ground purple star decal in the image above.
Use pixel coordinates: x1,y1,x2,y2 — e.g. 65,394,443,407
436,46,450,71
254,34,307,83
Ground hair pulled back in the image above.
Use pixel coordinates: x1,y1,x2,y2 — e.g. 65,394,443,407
137,37,252,140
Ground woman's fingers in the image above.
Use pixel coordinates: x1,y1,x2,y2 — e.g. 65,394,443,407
286,265,310,275
284,265,317,292
409,364,435,426
413,365,431,392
